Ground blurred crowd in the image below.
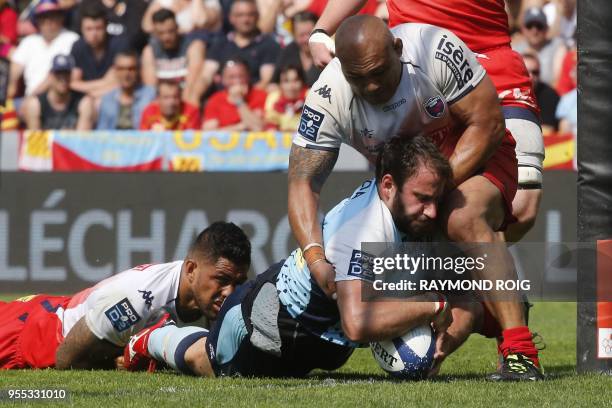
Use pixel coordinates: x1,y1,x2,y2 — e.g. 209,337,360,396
0,0,576,138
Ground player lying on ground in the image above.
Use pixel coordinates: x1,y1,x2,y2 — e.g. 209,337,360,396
123,137,489,378
0,222,251,370
289,15,543,381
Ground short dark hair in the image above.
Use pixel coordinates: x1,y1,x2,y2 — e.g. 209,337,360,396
152,8,176,24
231,0,257,11
375,136,452,190
80,1,107,23
189,222,251,269
115,49,140,62
292,11,317,27
278,63,305,83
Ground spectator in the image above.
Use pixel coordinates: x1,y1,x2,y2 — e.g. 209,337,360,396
8,0,79,98
142,0,222,34
265,64,307,131
202,59,266,131
523,52,559,135
141,8,205,106
0,0,18,59
272,11,321,87
73,0,149,52
513,6,564,86
543,0,576,46
140,80,200,130
69,2,124,98
97,50,156,130
556,88,576,137
201,0,281,94
556,43,577,96
21,54,95,130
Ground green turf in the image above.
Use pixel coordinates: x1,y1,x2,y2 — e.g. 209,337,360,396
0,301,610,407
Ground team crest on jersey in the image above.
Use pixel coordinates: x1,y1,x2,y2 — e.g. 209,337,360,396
105,298,141,332
424,96,445,118
298,105,324,142
347,249,376,281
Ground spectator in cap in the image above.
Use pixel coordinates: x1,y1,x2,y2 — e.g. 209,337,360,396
97,50,156,130
21,54,96,130
8,0,79,98
513,6,564,86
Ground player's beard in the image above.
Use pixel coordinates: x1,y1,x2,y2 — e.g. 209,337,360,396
390,194,434,239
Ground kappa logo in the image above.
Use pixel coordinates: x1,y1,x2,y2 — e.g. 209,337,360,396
314,85,332,103
298,105,325,142
424,96,445,118
347,249,376,281
105,298,141,332
434,34,474,89
138,290,155,309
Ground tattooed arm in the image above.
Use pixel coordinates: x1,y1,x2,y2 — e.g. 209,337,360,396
288,144,339,297
55,316,122,370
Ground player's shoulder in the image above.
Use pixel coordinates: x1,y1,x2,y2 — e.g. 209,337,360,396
393,23,460,51
313,58,352,100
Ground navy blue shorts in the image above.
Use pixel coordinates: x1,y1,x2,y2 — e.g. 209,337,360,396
206,262,353,377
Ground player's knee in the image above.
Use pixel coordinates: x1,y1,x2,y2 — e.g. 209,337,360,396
183,337,213,377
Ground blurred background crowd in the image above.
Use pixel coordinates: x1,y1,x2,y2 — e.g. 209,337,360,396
0,0,576,139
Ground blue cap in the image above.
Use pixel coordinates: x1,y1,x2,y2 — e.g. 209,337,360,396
51,54,74,73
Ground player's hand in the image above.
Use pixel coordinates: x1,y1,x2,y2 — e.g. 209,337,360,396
115,355,126,370
309,31,335,69
427,330,451,378
310,259,337,299
431,299,452,333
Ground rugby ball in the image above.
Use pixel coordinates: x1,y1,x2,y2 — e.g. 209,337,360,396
370,324,435,380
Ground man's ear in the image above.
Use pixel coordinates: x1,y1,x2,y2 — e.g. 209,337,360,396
380,174,397,201
393,38,403,57
184,259,197,285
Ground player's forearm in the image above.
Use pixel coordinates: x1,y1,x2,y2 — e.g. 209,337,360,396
287,145,338,251
340,294,438,343
315,0,368,33
288,178,323,249
449,123,504,186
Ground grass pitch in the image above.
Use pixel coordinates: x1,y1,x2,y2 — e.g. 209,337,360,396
1,300,610,407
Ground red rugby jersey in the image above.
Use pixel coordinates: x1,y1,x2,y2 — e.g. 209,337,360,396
387,0,511,52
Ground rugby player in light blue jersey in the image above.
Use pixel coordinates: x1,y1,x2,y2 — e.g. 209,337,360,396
122,136,484,377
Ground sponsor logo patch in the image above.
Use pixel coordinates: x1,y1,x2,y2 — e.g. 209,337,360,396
298,105,325,142
435,34,474,90
105,298,141,332
424,96,445,118
347,249,376,281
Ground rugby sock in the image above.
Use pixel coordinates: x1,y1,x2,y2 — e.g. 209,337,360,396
147,325,208,375
499,326,540,367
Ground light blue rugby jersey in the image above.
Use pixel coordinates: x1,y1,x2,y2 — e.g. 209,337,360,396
276,179,403,347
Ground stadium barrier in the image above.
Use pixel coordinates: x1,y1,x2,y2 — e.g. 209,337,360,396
0,170,575,293
1,130,573,172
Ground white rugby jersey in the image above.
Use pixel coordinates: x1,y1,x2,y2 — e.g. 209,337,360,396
58,262,189,346
277,179,402,346
293,23,486,162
